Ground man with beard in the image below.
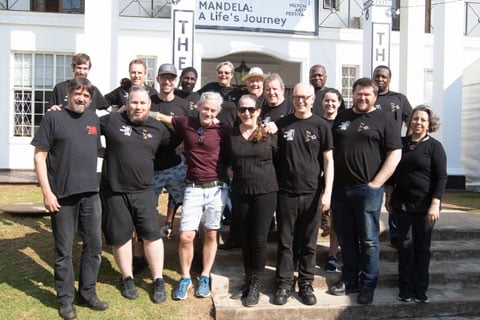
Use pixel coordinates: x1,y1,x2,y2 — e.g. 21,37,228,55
32,77,108,320
175,67,200,116
99,86,172,304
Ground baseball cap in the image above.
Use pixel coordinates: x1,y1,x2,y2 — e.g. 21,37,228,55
241,67,266,83
157,63,177,76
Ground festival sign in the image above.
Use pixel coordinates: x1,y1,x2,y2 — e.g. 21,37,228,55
195,0,318,35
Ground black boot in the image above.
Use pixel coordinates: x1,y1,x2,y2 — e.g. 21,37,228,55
243,276,261,307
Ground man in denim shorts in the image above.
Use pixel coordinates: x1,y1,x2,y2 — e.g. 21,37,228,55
150,91,230,300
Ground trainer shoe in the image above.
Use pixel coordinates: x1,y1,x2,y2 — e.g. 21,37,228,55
152,278,167,303
173,277,191,300
397,294,412,302
325,256,338,272
196,275,211,298
121,276,138,300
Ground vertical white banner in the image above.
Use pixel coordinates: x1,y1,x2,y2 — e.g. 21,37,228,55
172,0,195,71
362,0,392,77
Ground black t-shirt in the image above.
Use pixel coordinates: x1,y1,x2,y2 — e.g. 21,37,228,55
276,113,333,194
31,108,100,199
174,89,200,117
227,125,278,195
374,91,412,130
198,82,243,105
100,112,171,192
49,80,110,110
332,108,402,187
260,99,294,124
391,136,447,211
105,85,158,107
150,95,189,170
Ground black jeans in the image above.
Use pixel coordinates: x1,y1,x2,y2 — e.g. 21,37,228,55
396,209,435,296
231,191,277,278
275,192,320,289
51,193,102,304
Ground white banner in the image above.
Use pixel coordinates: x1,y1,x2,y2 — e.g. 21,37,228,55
172,0,195,70
195,0,317,35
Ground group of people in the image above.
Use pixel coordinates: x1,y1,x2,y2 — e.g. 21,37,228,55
32,53,447,319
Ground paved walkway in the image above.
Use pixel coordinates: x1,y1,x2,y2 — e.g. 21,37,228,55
0,170,37,184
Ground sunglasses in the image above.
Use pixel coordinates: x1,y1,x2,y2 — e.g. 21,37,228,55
197,127,205,145
238,107,258,114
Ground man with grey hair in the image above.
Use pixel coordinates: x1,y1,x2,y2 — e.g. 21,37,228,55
151,91,231,300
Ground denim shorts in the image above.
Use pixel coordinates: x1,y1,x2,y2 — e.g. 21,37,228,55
179,184,228,232
152,160,186,205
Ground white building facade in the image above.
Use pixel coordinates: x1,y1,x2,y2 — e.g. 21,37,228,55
1,0,479,189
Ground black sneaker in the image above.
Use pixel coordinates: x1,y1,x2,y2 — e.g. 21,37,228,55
414,293,429,303
357,287,374,305
397,294,412,302
299,284,317,305
121,276,138,300
58,303,77,320
273,288,290,305
78,296,109,311
152,278,166,303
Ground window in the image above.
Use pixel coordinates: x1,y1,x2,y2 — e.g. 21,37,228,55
341,65,359,108
13,52,73,137
2,0,83,13
423,69,433,106
324,0,339,10
119,0,171,18
138,56,157,89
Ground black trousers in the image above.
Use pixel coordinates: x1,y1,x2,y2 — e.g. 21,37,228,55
276,192,321,289
231,191,277,278
396,209,435,296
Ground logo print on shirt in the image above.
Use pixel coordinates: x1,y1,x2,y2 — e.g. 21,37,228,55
305,130,318,142
390,102,400,112
86,126,97,135
284,129,295,141
357,122,370,132
338,121,350,130
142,129,153,140
120,125,132,136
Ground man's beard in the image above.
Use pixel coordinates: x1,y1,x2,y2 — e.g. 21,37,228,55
128,114,147,125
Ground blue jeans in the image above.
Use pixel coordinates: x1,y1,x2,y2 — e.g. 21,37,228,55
51,193,102,304
332,185,384,290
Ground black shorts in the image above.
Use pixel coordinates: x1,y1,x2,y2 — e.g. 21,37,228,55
100,188,161,246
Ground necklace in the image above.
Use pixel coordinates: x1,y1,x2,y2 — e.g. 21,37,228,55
406,134,429,151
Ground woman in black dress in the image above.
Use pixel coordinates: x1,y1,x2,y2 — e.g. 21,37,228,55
227,94,278,306
390,105,447,303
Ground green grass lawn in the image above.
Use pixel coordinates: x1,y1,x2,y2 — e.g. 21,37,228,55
1,185,479,319
0,185,212,320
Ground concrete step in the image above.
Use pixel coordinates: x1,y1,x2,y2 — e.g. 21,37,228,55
213,284,480,320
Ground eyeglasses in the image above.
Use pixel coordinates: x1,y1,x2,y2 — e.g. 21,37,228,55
238,107,257,114
197,127,205,145
217,71,231,75
292,95,313,102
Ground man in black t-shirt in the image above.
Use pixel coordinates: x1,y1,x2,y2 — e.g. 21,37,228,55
260,73,294,124
174,67,200,116
328,78,402,305
273,83,334,306
104,59,158,108
373,65,413,246
49,53,109,111
32,77,108,319
100,86,172,304
309,64,332,116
